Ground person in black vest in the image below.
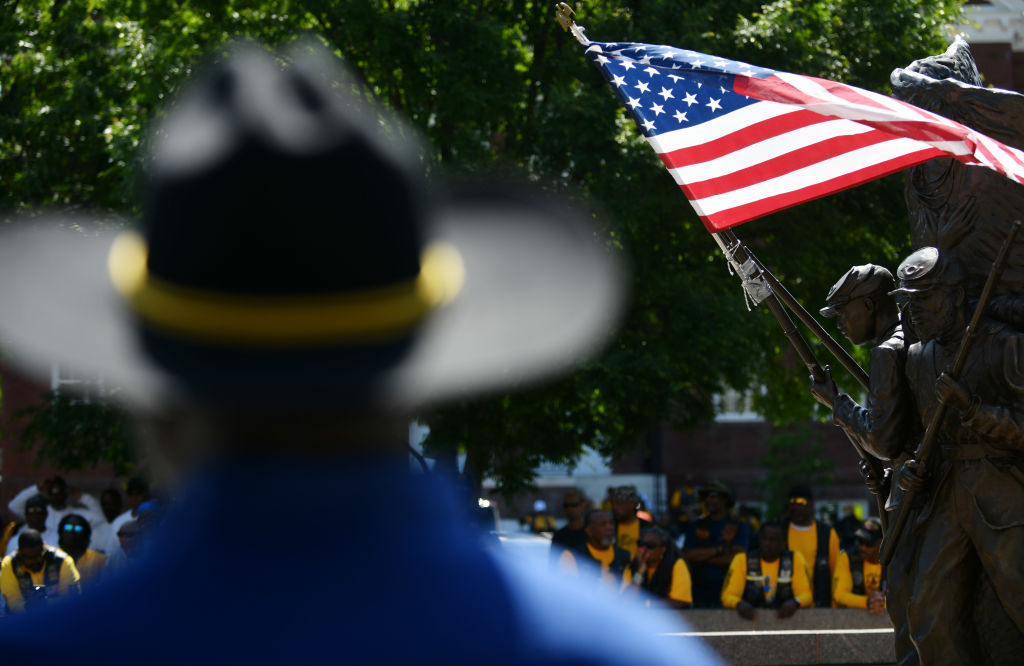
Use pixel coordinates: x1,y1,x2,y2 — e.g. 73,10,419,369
558,510,632,590
628,527,693,608
721,523,812,620
683,480,749,608
0,530,80,613
832,518,886,615
550,490,589,564
784,485,839,608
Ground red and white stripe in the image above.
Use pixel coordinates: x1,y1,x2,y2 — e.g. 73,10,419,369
649,71,1024,232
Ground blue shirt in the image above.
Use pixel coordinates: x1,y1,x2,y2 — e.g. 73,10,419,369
0,459,721,665
685,516,751,608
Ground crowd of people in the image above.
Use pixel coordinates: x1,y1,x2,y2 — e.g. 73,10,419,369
0,476,160,614
544,483,887,619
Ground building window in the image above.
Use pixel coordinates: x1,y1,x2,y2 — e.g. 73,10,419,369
713,388,764,422
49,363,105,403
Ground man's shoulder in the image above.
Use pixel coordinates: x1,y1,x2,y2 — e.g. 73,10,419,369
492,551,722,665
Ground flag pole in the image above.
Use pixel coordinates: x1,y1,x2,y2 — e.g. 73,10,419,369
712,230,889,526
719,229,870,392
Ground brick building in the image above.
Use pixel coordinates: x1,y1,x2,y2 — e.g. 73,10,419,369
0,364,121,513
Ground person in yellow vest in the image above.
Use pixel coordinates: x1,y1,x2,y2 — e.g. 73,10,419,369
722,522,813,620
57,514,107,590
784,485,839,607
833,518,886,615
559,510,632,592
0,529,80,613
525,500,556,534
627,527,692,608
610,485,654,560
0,516,18,555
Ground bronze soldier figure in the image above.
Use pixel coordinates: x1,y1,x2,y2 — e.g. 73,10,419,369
811,264,920,665
892,247,1024,664
813,264,916,462
892,37,1024,325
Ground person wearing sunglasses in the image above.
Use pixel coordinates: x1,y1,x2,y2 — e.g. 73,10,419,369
784,485,839,608
4,495,58,558
550,490,589,563
628,528,692,609
57,515,107,590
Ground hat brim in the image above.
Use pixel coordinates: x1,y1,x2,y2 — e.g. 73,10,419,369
0,192,624,411
887,287,927,296
818,305,839,317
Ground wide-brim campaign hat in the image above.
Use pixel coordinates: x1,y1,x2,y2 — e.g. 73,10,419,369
0,40,624,410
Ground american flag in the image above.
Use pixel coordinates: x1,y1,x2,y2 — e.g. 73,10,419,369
585,41,1024,232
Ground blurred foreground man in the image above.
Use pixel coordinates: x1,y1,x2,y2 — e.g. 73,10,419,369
0,39,719,664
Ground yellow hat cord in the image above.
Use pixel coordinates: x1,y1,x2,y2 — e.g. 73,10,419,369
107,231,464,345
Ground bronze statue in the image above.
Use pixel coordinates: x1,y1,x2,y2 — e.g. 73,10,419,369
883,36,1024,664
891,247,1024,665
892,37,1024,322
811,264,920,664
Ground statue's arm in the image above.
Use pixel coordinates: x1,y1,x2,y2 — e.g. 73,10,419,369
940,336,1024,448
833,345,911,460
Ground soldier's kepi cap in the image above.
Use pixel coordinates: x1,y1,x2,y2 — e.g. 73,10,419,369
0,39,624,411
888,246,964,296
819,264,895,317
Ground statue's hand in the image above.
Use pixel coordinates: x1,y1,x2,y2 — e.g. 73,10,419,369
936,372,971,413
897,459,927,494
737,600,756,621
810,365,838,408
859,460,891,497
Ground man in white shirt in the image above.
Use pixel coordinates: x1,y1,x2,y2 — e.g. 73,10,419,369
9,477,105,545
105,478,150,556
5,496,58,557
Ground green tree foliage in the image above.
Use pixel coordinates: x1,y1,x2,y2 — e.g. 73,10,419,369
1,1,963,492
756,424,835,519
15,390,135,476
